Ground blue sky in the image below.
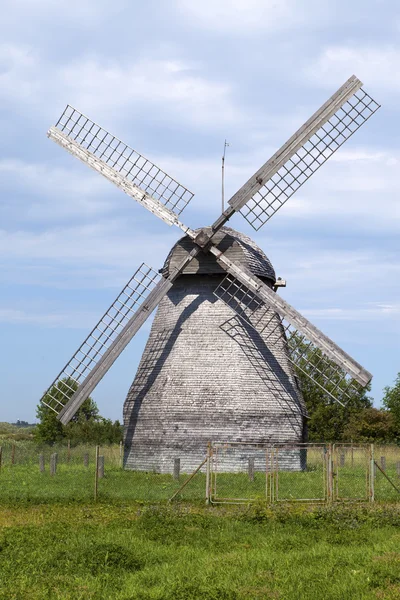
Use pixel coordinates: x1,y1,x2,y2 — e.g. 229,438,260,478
0,0,399,423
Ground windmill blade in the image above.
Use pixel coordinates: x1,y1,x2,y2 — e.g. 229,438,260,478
228,75,380,231
40,264,169,423
48,106,196,239
41,245,201,425
210,246,371,404
216,283,362,406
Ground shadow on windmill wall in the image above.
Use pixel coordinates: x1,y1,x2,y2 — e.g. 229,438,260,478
220,315,307,440
123,294,204,465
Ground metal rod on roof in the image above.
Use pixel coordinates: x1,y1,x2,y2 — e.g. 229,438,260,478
222,139,229,213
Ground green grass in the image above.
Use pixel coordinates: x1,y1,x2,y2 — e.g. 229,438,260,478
2,503,400,599
0,464,203,503
0,459,400,505
1,445,400,599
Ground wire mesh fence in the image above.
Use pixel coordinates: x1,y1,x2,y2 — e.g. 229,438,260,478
209,442,400,505
0,441,207,504
0,440,399,505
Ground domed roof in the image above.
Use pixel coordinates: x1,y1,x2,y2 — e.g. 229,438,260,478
162,226,276,282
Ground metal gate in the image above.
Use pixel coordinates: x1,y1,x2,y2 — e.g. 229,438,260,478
208,442,374,505
332,443,373,502
266,445,328,503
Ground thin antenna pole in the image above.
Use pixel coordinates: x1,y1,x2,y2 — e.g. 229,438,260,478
222,140,229,212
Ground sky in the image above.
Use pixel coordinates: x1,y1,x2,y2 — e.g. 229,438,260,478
0,0,399,423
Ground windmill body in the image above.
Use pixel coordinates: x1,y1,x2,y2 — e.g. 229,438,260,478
124,227,307,472
38,75,379,471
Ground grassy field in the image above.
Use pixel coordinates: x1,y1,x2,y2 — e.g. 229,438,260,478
2,502,400,599
1,443,400,598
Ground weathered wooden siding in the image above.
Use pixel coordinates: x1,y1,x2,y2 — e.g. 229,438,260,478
123,236,307,473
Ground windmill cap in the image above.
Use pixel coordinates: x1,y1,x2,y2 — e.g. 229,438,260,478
162,226,276,282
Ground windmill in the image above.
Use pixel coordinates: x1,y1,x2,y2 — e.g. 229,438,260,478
40,75,380,472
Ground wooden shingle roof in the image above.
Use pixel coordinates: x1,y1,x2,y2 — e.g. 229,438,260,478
162,227,276,282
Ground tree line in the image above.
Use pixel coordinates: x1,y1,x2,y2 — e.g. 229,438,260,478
297,353,400,444
34,367,400,446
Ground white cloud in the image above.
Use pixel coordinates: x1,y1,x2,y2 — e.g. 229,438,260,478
0,307,97,328
176,0,325,33
305,45,400,93
1,0,127,28
330,150,388,163
301,303,400,321
0,43,38,103
0,159,114,220
0,43,243,130
267,147,400,229
0,220,178,291
273,245,400,291
60,57,240,127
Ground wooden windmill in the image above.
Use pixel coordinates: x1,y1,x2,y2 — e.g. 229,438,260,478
40,75,380,471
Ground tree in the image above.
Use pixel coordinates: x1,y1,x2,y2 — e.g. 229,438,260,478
34,402,65,444
34,377,97,445
34,377,123,445
343,407,396,443
65,417,123,445
382,372,400,434
70,397,99,423
292,336,372,442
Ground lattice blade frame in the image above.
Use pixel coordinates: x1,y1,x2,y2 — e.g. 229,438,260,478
41,263,161,415
55,105,193,213
214,273,369,406
228,76,380,230
48,107,196,237
209,244,371,387
282,323,365,406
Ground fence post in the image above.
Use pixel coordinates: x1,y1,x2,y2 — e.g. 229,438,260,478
94,446,99,501
174,458,180,480
205,443,211,504
119,440,123,469
50,453,58,476
67,440,71,463
248,457,255,482
265,449,271,503
11,444,15,466
98,455,105,479
39,454,45,473
351,439,354,468
327,444,333,502
84,453,89,467
396,462,400,477
380,456,386,471
369,444,375,502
